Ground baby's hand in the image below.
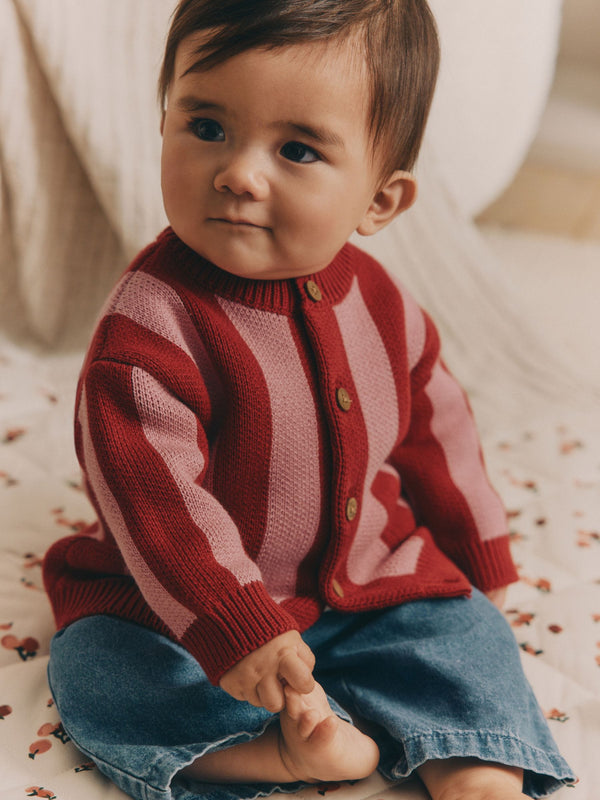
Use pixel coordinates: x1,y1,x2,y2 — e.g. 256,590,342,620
485,586,507,610
219,630,315,713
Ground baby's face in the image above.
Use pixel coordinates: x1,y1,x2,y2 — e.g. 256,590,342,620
160,35,384,279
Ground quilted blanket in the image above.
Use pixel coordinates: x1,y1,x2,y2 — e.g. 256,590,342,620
1,330,599,799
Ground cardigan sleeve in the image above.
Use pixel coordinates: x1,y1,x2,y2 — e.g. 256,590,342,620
392,312,518,593
76,357,299,683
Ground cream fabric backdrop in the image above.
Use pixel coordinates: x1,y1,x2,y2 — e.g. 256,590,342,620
0,0,562,354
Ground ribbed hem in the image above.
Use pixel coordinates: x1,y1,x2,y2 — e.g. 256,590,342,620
384,730,576,799
46,573,179,642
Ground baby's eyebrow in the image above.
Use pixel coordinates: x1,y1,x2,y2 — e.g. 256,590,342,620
281,121,345,151
175,95,224,115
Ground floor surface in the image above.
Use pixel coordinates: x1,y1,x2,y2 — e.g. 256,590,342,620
477,63,600,243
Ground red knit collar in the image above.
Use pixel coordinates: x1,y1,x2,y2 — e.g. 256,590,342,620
154,227,358,314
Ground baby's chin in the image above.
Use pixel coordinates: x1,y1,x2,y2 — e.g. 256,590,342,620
201,253,321,282
173,226,329,281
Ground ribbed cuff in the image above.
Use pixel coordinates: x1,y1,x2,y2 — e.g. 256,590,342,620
181,582,300,685
449,534,519,593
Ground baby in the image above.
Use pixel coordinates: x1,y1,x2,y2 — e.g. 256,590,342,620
43,1,574,799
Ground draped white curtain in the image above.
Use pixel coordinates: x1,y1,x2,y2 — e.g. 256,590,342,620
0,0,169,347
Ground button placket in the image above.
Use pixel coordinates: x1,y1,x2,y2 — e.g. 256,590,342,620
298,280,360,603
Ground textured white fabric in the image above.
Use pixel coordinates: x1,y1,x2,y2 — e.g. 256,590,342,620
0,0,563,346
427,0,562,217
0,0,170,347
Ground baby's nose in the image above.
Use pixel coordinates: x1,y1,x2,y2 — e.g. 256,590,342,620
214,151,269,199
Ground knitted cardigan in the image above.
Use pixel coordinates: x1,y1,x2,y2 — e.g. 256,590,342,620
43,228,518,684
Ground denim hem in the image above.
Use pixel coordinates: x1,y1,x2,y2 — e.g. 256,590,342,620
55,711,284,800
48,667,184,800
56,720,165,800
173,776,310,800
155,702,354,800
88,708,353,800
381,729,577,800
148,718,277,794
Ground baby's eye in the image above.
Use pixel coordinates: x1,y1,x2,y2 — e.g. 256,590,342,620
280,141,320,164
188,118,225,142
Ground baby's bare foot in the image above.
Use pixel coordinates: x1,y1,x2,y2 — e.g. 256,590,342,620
278,683,379,783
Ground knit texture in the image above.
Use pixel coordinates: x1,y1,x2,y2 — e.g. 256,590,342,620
43,228,518,684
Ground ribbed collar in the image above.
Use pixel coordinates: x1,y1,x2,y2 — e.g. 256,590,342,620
154,227,357,314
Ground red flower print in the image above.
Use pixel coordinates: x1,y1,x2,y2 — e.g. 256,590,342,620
1,634,39,660
25,788,57,799
545,708,569,723
28,740,52,760
510,612,535,627
2,427,26,443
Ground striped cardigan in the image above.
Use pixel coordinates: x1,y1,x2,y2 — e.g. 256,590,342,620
43,228,518,684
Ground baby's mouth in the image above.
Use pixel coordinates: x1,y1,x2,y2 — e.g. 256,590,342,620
210,217,268,229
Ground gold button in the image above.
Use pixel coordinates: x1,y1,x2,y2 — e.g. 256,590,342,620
332,579,345,598
305,280,322,302
336,387,352,412
345,497,358,521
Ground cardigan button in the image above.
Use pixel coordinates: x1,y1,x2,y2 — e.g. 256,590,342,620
305,280,322,302
336,387,352,411
332,579,345,598
345,497,358,521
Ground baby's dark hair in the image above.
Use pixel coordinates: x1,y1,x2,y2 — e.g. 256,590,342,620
158,0,440,177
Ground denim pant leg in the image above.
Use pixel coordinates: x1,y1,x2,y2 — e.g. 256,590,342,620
49,597,575,800
48,617,319,800
307,590,575,800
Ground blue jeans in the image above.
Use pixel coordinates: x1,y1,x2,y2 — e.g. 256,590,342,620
48,589,574,800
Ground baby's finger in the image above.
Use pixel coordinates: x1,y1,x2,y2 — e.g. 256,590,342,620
297,640,316,671
237,685,262,708
256,676,286,713
279,651,315,694
220,674,262,707
219,675,245,703
485,587,507,610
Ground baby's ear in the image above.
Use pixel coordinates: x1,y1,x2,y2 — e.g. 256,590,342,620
357,171,417,236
